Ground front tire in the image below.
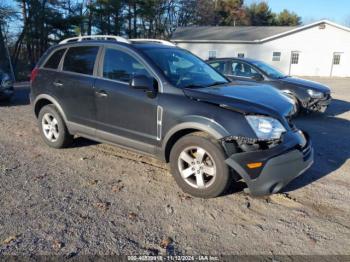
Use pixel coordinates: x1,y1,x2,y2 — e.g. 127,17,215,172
38,105,73,148
170,133,231,198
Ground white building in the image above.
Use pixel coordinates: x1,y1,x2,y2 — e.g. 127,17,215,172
171,20,350,77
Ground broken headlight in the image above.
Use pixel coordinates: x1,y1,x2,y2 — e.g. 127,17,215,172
245,115,286,140
307,89,323,99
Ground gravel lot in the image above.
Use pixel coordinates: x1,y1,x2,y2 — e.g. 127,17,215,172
0,78,349,256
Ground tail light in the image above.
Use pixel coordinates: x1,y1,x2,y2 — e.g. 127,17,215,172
30,67,39,83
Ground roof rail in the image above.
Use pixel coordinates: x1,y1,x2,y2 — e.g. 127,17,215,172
129,38,176,46
59,35,130,44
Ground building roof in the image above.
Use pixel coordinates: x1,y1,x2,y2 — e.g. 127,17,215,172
172,26,297,42
171,20,350,43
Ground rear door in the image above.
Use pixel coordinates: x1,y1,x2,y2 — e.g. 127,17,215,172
57,45,100,129
94,45,158,151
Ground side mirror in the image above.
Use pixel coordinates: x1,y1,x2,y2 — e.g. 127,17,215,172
252,73,264,81
129,75,157,98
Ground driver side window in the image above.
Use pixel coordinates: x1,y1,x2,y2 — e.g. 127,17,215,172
231,61,258,78
208,61,225,74
103,48,152,82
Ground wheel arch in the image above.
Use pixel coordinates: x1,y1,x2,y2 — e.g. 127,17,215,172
162,119,230,163
283,85,310,106
33,94,68,122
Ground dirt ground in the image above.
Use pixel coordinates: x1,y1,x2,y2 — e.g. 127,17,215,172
0,78,349,256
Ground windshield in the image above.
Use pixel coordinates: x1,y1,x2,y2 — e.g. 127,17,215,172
251,60,287,79
142,48,228,89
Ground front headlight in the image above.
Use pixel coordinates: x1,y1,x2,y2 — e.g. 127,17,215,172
307,89,323,99
245,115,286,140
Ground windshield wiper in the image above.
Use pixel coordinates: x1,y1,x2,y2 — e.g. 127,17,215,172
207,81,227,87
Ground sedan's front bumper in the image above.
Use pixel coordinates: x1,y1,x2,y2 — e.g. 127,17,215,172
307,94,332,113
225,131,313,196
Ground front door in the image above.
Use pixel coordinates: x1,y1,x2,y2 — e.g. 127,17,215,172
227,60,261,83
207,60,227,75
94,46,158,151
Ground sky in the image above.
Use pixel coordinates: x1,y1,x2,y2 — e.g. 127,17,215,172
245,0,350,26
3,0,350,28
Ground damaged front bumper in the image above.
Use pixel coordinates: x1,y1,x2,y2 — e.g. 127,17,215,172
224,130,314,196
306,94,332,113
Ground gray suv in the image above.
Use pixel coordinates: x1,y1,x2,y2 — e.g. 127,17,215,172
30,36,313,198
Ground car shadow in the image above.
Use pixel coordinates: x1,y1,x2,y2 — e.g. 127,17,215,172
324,98,350,116
282,100,350,192
71,137,100,148
224,181,247,196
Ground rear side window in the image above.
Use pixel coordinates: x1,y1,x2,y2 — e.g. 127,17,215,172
103,48,151,82
44,48,66,69
208,61,225,74
63,46,99,75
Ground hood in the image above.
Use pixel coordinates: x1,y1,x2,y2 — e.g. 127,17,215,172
280,77,330,93
183,83,296,118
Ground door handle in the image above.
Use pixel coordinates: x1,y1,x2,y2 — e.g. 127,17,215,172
95,90,108,98
53,80,63,87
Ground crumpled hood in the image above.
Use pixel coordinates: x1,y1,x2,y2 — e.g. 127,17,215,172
183,83,296,118
280,77,330,93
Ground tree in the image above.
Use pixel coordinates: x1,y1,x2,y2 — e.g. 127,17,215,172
0,2,18,71
216,0,249,26
177,0,198,26
5,0,305,79
276,9,301,26
247,2,275,26
0,23,11,74
89,0,124,35
195,0,217,25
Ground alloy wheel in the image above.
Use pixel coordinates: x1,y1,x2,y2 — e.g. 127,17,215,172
42,113,60,142
178,146,217,189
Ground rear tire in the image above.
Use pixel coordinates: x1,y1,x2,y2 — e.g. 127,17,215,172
170,132,231,198
38,104,73,148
